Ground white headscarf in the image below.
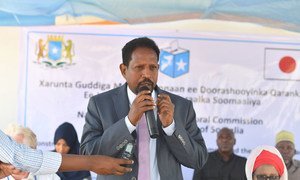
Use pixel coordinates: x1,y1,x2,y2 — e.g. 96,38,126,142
245,145,288,180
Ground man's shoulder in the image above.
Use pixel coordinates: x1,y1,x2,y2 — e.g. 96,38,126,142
233,154,247,163
208,151,246,160
208,150,218,155
92,85,124,99
207,150,218,159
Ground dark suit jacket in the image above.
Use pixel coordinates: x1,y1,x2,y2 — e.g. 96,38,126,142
80,83,208,180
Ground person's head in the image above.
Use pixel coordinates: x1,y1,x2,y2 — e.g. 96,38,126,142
275,130,296,165
4,124,38,178
4,123,37,149
245,145,287,180
120,37,160,94
54,122,79,155
216,127,236,154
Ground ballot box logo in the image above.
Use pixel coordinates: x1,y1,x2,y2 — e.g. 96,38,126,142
159,40,190,78
264,48,300,81
34,35,75,68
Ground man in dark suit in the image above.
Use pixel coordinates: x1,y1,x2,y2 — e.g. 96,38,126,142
193,127,247,180
80,37,208,180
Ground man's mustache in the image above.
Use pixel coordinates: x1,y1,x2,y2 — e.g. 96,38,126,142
137,79,154,90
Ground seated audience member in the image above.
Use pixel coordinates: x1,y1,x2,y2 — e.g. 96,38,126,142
245,145,287,180
54,122,91,180
3,123,60,180
193,127,247,180
275,130,300,180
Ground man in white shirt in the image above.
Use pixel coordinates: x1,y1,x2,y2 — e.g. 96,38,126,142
0,129,133,178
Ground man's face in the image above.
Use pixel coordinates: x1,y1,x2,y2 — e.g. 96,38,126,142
120,47,159,94
217,129,236,154
12,134,24,144
276,141,295,164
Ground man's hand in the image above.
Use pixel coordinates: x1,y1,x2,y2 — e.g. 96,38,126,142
59,154,133,176
89,156,133,176
128,89,155,126
157,93,174,127
0,162,26,178
11,171,29,179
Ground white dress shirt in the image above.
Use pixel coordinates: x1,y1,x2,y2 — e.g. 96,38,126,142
124,86,175,180
0,130,61,175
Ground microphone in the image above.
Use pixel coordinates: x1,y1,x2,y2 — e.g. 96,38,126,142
138,86,159,139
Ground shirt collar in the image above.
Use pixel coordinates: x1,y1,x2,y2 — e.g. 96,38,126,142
216,150,235,162
127,85,157,105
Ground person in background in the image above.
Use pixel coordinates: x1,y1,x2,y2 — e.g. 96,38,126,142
275,130,300,180
0,128,133,179
54,122,91,180
193,127,247,180
80,37,208,180
4,123,37,149
3,123,60,180
245,145,287,180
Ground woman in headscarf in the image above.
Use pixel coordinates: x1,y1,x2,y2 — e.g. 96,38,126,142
54,122,91,180
245,145,288,180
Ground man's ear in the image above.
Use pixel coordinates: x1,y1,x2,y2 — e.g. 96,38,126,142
119,64,127,77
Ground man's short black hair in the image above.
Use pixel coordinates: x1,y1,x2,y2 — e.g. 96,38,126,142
122,37,160,66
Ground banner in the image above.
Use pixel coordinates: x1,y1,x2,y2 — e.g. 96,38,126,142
19,26,300,179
